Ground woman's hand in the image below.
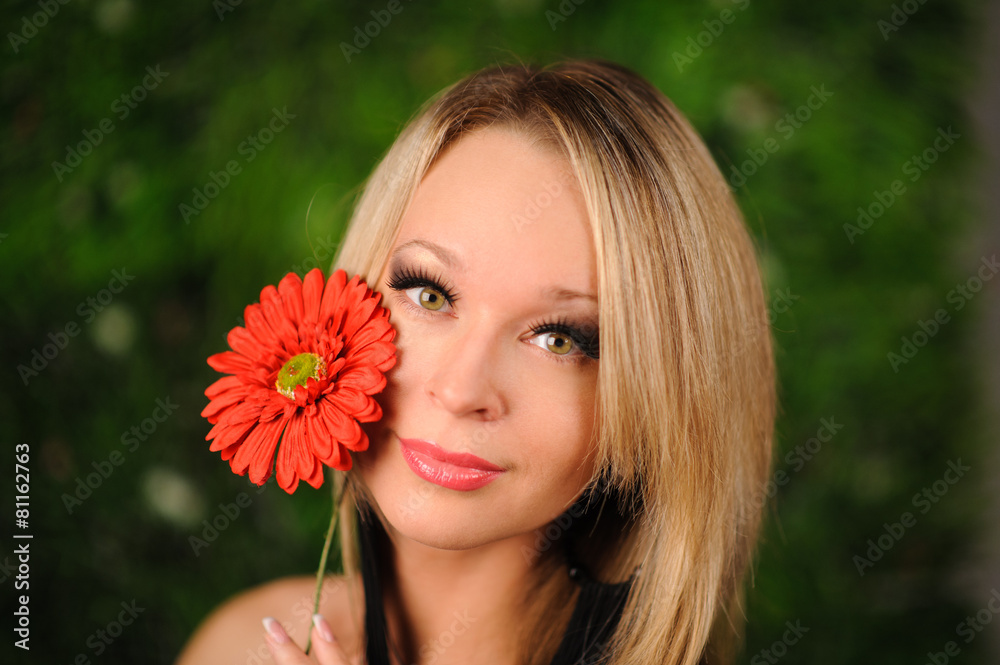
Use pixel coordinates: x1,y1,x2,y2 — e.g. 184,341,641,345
262,614,353,664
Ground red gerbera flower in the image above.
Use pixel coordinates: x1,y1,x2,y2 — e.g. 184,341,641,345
201,268,396,493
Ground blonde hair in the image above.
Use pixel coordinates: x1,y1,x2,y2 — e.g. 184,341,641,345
331,59,775,665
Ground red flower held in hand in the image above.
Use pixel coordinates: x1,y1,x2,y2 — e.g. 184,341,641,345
201,268,396,493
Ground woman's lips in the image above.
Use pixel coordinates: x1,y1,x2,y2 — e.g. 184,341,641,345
398,437,504,491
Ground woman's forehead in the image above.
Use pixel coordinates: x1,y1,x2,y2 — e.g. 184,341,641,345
392,129,596,293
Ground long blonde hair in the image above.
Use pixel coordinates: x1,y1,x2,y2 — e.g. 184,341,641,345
332,59,775,665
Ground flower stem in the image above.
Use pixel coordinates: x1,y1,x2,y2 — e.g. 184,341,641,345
304,477,343,655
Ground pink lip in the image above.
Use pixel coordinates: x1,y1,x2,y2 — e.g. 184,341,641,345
398,437,504,491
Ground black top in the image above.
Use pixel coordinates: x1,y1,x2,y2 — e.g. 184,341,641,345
358,511,635,665
547,564,635,665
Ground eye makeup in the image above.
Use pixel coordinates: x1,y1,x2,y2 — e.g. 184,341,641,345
386,263,459,307
385,261,600,363
525,316,600,361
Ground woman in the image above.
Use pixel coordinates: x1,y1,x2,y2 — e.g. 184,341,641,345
177,58,775,665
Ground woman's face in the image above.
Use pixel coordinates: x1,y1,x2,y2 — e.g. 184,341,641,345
357,128,600,551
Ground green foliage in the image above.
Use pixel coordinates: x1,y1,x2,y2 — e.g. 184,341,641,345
0,0,990,662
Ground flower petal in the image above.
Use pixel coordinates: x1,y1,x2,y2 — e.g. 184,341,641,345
302,457,324,489
336,364,386,395
353,396,382,423
244,303,280,351
345,339,397,373
204,375,245,399
231,418,286,485
318,269,348,329
341,293,379,342
301,268,324,328
201,391,249,422
215,392,271,427
350,429,370,454
261,285,300,351
306,409,333,460
208,418,256,452
278,273,305,331
207,351,255,374
276,415,306,493
319,398,362,450
326,385,369,414
203,269,395,492
226,326,266,362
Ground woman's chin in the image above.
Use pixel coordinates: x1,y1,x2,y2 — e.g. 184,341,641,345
375,495,513,552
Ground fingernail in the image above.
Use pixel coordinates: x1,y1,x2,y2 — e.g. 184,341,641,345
312,614,336,643
262,617,290,644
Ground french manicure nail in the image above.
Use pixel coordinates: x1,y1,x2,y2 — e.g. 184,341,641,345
313,614,336,643
262,617,290,644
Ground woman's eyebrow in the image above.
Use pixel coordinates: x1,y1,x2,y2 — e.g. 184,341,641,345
539,285,597,303
391,239,463,270
391,238,595,303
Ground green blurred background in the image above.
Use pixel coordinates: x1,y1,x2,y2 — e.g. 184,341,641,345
2,0,998,662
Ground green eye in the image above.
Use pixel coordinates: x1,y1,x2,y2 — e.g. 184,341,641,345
411,286,447,311
526,319,599,362
542,332,574,355
388,267,457,314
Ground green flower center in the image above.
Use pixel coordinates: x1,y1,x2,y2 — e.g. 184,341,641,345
276,352,326,399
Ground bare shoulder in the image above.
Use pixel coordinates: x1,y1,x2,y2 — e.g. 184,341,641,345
175,573,364,665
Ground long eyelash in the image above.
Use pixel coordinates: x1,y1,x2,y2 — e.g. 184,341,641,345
528,316,600,361
387,266,599,363
386,264,459,306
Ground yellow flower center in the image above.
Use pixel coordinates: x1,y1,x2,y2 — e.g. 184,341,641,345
276,353,326,399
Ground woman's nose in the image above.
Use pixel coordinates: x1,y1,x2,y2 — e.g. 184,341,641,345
423,322,505,420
